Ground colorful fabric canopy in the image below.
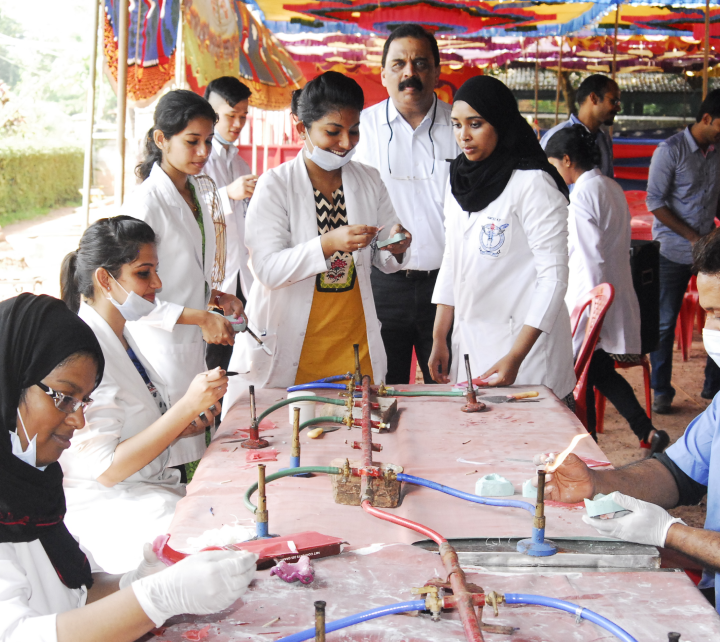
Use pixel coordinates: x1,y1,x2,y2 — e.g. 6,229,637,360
182,0,305,110
103,0,180,104
254,0,609,37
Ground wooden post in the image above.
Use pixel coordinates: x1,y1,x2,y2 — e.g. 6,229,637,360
534,39,539,124
82,0,101,229
703,0,711,100
612,1,620,81
174,4,185,89
115,0,129,208
554,37,563,125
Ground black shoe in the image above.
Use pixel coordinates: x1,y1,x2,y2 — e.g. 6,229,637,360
701,388,718,400
649,430,670,456
652,394,672,415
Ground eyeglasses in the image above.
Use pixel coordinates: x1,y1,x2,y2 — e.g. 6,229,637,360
36,382,93,414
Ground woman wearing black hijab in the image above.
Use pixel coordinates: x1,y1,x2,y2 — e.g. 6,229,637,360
0,294,256,642
428,76,576,403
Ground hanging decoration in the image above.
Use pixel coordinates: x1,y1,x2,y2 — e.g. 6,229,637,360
183,0,305,110
103,0,181,105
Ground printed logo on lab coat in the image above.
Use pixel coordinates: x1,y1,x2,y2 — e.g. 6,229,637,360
479,223,509,257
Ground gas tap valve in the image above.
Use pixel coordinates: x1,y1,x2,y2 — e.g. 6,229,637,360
485,590,505,617
411,586,443,621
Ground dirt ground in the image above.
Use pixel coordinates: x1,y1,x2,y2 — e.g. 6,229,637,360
596,334,710,528
2,206,712,530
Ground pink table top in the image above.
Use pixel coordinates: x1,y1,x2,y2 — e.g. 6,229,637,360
168,385,613,551
153,543,720,642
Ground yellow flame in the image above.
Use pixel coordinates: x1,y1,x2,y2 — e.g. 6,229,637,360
546,434,589,472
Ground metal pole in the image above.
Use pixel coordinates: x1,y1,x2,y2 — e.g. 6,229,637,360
115,0,129,207
82,0,101,229
534,39,539,125
703,0,710,100
612,2,620,81
554,36,563,125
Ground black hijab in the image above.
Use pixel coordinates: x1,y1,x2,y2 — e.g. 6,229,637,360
449,75,569,213
0,294,104,589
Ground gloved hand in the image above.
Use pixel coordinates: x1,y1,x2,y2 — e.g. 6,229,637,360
581,492,685,547
119,543,168,590
131,549,258,627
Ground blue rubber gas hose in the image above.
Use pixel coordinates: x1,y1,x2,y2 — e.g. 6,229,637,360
286,382,348,392
274,600,426,642
396,473,535,514
504,594,638,642
309,374,351,383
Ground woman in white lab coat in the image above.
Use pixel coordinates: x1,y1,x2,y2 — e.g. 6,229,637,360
546,125,666,450
429,75,576,401
0,293,255,642
122,90,243,468
58,216,229,573
224,72,411,402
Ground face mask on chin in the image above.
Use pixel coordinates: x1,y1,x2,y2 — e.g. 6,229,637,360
214,131,236,146
303,135,356,172
11,408,47,471
704,328,720,369
100,270,157,322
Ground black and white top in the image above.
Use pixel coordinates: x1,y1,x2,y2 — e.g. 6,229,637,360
314,186,356,293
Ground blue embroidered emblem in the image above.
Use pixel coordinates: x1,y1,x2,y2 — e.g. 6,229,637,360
479,223,509,257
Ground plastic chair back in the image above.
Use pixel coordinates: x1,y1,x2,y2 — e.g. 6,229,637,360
570,283,615,428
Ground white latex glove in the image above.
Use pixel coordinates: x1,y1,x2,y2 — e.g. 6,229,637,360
581,492,685,547
119,543,168,590
131,549,258,627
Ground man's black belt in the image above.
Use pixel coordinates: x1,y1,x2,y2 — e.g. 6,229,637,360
388,268,440,280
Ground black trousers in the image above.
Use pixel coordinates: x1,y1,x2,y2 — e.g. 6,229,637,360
370,267,442,385
206,275,246,372
585,349,654,441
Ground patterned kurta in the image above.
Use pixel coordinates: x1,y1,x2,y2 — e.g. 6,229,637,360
294,186,374,384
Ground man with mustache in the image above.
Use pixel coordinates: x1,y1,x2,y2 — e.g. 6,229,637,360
354,24,459,384
541,74,621,179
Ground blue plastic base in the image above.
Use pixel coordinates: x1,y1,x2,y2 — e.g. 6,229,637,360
254,523,279,540
517,527,557,557
280,459,312,477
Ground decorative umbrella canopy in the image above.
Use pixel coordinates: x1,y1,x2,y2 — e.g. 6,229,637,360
593,4,720,39
255,0,609,37
183,0,305,110
104,0,181,105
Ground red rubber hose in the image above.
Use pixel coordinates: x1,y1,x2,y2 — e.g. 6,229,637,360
360,500,447,545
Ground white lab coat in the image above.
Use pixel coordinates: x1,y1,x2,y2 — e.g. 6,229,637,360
60,303,185,574
565,168,642,356
204,138,254,298
224,153,409,405
0,539,100,642
123,163,216,465
433,169,576,399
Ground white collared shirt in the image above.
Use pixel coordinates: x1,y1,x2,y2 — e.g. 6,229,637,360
204,137,254,297
354,97,460,271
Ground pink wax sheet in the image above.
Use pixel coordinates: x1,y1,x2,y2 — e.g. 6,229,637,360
153,544,720,642
233,419,276,435
181,624,210,640
245,448,278,462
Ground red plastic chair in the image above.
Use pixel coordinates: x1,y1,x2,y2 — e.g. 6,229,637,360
675,275,701,362
570,284,615,430
593,356,652,436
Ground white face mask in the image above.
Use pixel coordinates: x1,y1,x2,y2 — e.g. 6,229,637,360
10,408,47,471
102,271,157,322
704,328,720,369
304,136,356,171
